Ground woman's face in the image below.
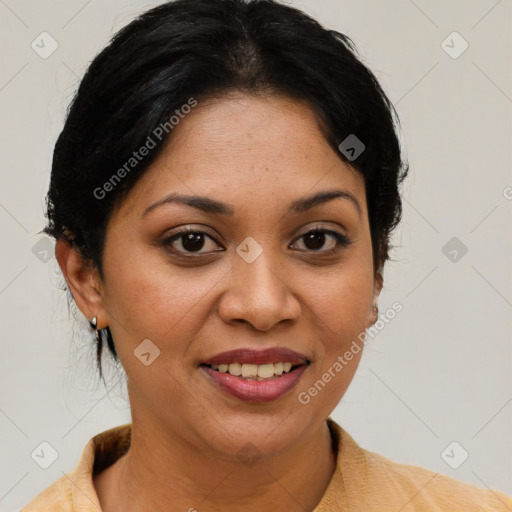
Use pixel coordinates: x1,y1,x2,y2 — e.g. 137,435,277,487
93,92,380,457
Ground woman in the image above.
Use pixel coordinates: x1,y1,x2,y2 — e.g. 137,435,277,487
23,0,511,510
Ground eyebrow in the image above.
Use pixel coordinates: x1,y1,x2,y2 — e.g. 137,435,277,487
141,189,361,218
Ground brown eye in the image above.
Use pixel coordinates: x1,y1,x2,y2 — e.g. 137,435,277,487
163,229,223,255
291,229,352,253
181,232,206,252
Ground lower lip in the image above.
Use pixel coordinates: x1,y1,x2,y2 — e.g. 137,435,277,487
200,364,308,404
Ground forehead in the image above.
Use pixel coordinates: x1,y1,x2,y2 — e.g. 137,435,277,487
115,92,366,217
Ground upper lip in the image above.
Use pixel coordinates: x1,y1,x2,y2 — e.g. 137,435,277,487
201,347,309,366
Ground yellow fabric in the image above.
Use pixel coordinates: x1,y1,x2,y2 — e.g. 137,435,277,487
22,418,512,511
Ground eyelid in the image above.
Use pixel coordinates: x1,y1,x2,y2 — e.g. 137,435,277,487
163,225,224,243
293,222,349,238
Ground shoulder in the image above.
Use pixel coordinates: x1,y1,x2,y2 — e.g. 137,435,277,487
21,476,73,511
364,447,512,511
327,419,512,511
22,424,131,511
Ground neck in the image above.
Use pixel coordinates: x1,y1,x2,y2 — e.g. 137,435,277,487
95,416,336,512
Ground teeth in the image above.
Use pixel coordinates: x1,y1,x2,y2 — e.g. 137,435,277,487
228,363,242,376
242,364,258,378
208,362,297,378
257,364,274,378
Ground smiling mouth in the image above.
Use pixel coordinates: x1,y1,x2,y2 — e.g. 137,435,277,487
200,361,308,381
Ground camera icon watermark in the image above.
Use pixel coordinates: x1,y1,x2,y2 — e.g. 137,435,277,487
134,339,161,366
31,441,59,469
441,441,469,469
31,31,59,59
441,31,469,59
338,134,365,161
32,236,55,263
442,236,468,263
236,236,263,264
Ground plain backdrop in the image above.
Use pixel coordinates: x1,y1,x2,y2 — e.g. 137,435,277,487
0,0,511,509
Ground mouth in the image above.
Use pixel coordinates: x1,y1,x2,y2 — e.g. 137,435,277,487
199,347,311,403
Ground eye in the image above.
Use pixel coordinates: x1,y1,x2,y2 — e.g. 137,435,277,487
161,226,352,258
162,228,223,255
290,228,353,253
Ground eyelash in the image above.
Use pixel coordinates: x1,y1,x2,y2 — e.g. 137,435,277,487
161,227,353,257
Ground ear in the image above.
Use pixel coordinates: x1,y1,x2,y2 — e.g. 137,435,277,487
55,239,108,329
368,267,384,326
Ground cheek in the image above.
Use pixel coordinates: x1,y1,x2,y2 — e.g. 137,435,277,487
308,259,375,342
301,250,374,395
299,270,371,414
100,237,219,355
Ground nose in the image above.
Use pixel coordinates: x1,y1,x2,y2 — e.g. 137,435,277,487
217,252,301,332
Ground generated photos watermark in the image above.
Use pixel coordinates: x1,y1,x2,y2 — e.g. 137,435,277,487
93,98,198,200
297,301,403,405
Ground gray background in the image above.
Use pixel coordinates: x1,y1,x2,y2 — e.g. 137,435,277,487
0,0,511,509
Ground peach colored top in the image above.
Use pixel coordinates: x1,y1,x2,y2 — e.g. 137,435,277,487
22,418,512,511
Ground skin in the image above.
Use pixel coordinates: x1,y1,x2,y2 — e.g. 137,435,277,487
56,92,382,512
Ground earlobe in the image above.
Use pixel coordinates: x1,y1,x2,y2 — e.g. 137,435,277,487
55,239,106,326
